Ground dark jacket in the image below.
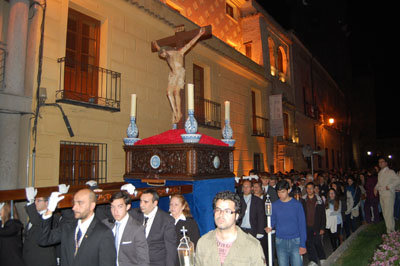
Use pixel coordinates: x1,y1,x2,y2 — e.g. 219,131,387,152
38,215,116,266
239,194,266,237
103,215,150,266
175,217,200,247
365,175,379,200
130,208,178,266
301,194,326,233
0,219,25,266
23,203,58,266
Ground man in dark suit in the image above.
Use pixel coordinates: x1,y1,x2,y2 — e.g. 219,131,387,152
38,188,116,266
260,174,279,203
239,180,266,238
103,191,149,266
23,187,58,266
130,189,177,266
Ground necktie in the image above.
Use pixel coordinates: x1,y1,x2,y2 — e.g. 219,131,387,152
115,222,120,251
75,227,82,256
143,217,149,227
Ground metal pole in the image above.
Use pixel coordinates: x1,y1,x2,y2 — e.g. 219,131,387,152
267,216,272,266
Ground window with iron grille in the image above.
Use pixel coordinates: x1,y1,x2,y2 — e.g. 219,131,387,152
59,141,107,185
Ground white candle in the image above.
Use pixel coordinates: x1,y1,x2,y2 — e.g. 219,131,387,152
130,94,136,117
225,101,230,121
187,84,194,110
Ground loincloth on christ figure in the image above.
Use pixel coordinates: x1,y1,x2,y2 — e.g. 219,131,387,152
167,68,185,92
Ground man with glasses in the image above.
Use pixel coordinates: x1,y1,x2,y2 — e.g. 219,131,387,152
23,187,58,266
195,191,265,265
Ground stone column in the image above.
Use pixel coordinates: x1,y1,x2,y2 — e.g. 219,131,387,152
0,0,29,190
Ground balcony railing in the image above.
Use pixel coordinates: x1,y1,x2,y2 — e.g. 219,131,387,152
0,42,6,90
56,57,121,111
195,97,221,129
252,115,269,137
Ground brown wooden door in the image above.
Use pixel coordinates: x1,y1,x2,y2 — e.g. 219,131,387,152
64,9,100,103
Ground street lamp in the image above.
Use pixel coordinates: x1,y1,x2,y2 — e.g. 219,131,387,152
328,118,335,125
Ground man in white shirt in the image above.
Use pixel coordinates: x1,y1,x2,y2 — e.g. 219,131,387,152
374,157,400,233
130,189,177,266
103,191,149,266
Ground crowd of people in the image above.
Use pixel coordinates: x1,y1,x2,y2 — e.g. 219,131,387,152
0,156,399,266
234,156,400,265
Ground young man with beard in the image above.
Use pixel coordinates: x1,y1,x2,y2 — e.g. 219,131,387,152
195,191,265,265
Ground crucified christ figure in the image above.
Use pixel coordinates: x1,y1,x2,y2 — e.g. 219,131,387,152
152,27,206,125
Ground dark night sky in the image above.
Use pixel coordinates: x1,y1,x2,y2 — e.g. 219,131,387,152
257,1,397,138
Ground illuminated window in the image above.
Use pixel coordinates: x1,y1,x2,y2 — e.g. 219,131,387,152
226,3,234,18
283,113,289,140
268,38,276,76
244,41,252,58
253,153,264,172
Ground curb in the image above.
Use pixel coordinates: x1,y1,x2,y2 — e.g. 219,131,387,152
322,224,368,265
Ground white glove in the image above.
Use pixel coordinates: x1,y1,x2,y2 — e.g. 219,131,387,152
25,187,37,204
256,234,264,239
121,183,136,195
58,184,70,194
85,180,97,187
250,174,259,181
0,202,4,219
47,192,65,212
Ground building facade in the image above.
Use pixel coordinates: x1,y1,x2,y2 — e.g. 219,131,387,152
0,0,350,189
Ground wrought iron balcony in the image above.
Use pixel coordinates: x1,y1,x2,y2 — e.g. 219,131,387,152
252,115,269,137
56,57,121,111
194,97,221,129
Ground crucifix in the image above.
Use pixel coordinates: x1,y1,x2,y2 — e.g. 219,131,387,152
151,25,212,128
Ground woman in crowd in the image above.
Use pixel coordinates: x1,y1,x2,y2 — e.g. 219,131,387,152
169,194,200,246
0,201,25,266
344,176,361,237
358,173,367,224
314,185,326,203
325,189,342,251
331,181,346,243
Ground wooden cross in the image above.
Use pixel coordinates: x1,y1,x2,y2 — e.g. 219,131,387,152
151,25,212,129
151,25,212,52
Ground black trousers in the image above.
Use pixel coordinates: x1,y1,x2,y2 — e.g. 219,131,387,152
306,227,326,263
327,224,342,251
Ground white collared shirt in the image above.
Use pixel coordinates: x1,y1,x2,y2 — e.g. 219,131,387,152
172,213,186,225
144,206,158,238
114,213,129,266
75,213,95,247
114,212,129,249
